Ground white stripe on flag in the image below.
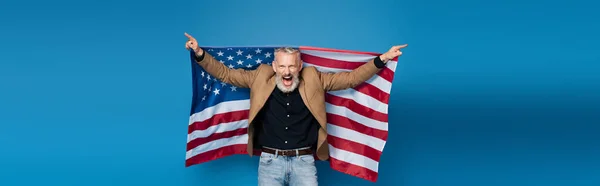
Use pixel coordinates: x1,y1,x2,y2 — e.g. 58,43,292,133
186,134,248,160
300,50,378,62
327,124,387,151
189,100,250,125
328,144,380,173
300,49,399,73
325,103,388,131
303,63,394,94
326,89,389,114
187,120,249,142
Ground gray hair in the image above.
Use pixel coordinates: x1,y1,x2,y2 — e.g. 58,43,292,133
274,47,299,54
273,47,301,64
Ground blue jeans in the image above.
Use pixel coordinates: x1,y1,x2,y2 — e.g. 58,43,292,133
258,151,318,186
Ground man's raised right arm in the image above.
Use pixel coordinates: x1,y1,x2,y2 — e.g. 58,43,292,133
185,33,258,88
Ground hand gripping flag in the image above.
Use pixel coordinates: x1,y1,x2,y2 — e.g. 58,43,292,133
185,46,398,182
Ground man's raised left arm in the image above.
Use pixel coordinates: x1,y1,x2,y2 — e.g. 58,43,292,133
319,44,407,91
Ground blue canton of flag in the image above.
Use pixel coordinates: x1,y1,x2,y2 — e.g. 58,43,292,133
189,47,279,116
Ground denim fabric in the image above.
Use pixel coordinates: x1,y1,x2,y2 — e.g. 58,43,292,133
258,151,318,186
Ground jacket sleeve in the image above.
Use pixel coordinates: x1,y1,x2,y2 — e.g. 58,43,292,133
193,50,259,88
318,56,386,91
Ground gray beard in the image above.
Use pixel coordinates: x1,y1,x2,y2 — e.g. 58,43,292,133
275,74,300,93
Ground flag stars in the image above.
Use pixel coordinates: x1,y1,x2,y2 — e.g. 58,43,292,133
236,50,243,56
227,55,234,60
202,95,206,101
201,71,205,77
203,84,208,90
217,51,224,56
221,82,227,87
228,64,234,69
246,64,252,68
219,60,225,63
237,60,244,65
255,48,262,54
230,86,237,91
213,88,220,95
265,52,272,58
246,54,253,59
255,59,262,64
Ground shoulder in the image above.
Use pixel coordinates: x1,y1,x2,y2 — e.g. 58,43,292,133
300,66,322,80
255,64,273,73
301,66,319,75
254,64,275,77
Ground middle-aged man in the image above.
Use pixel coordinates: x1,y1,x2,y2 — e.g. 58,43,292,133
184,33,407,186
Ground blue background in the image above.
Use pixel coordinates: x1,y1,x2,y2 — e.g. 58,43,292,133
1,0,599,185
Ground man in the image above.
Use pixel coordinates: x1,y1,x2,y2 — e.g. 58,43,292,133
184,33,407,186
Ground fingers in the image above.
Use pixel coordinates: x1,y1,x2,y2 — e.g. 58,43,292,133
391,44,408,50
184,32,195,41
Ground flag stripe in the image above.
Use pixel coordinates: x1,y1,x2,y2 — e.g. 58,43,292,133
352,82,390,104
325,94,388,122
188,110,249,133
327,124,386,152
326,103,388,131
300,49,382,62
187,128,248,151
328,144,379,173
302,55,396,83
189,99,250,125
186,134,248,159
328,157,379,182
188,119,248,142
326,89,388,114
300,46,384,56
185,144,248,167
327,114,388,141
303,63,394,95
302,53,367,70
327,135,382,162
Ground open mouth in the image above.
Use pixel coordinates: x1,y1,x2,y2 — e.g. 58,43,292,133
282,75,293,86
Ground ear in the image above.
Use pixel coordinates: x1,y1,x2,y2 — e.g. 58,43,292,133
297,55,303,71
271,60,276,72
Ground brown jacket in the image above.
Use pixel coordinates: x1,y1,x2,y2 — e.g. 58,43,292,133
195,51,383,161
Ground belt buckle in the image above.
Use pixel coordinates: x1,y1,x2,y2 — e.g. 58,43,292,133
281,151,287,156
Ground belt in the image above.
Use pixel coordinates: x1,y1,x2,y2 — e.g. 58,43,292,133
262,147,312,156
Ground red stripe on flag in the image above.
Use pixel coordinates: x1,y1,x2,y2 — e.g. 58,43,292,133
301,53,395,83
186,128,248,151
352,82,390,104
188,110,249,133
326,113,388,141
301,53,363,70
185,144,248,167
328,135,382,162
329,157,379,182
375,68,395,85
325,94,388,122
300,46,388,58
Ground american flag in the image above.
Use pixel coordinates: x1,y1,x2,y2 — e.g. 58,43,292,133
185,46,398,182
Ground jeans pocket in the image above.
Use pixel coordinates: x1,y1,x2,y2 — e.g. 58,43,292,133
299,155,315,164
259,153,274,165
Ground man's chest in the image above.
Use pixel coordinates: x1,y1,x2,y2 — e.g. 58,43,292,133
264,89,310,116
